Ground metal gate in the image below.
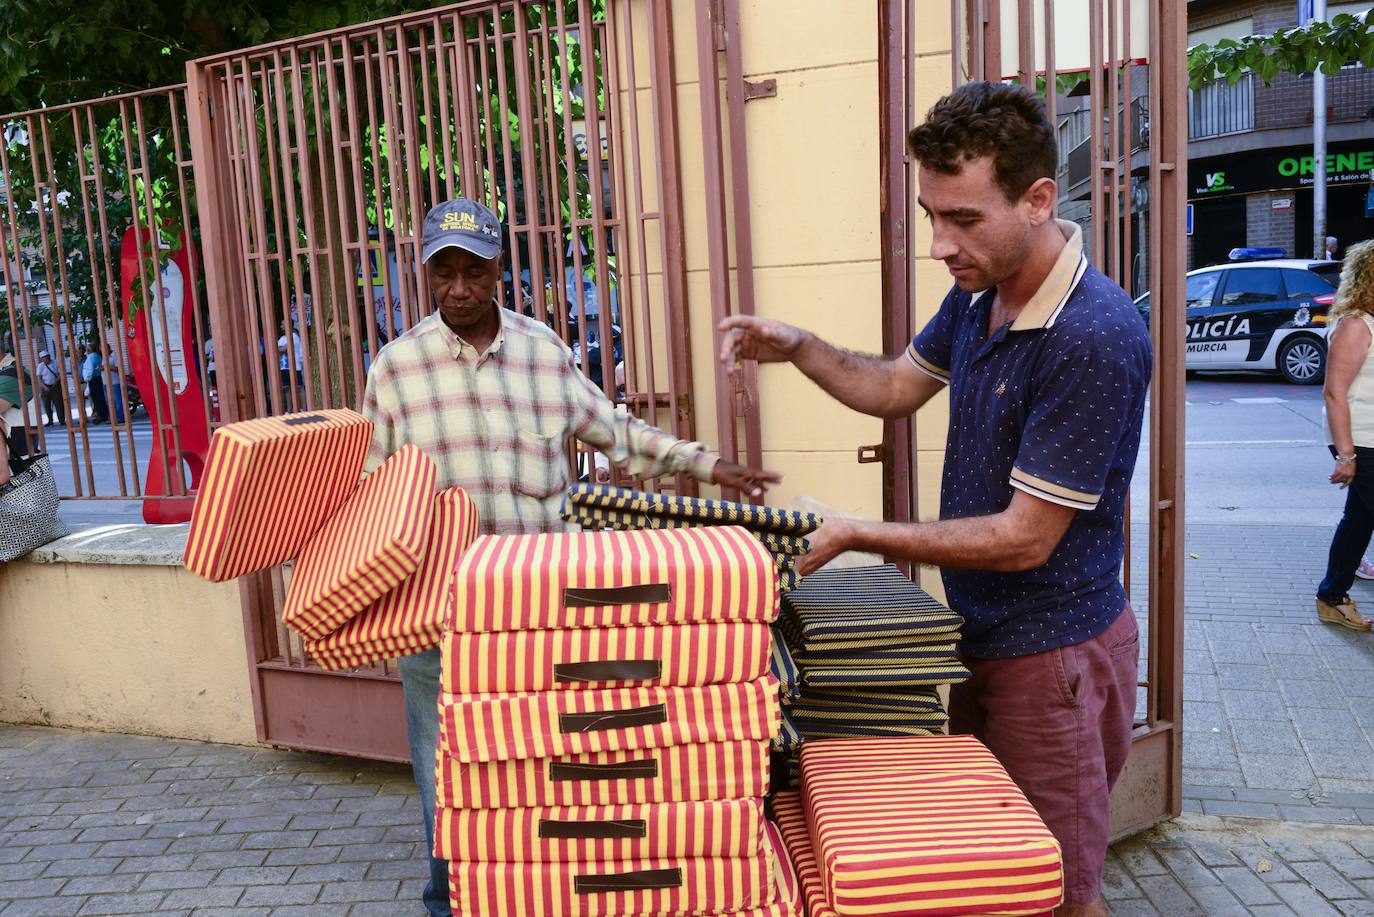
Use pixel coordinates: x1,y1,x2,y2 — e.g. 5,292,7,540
185,0,763,759
883,0,1186,835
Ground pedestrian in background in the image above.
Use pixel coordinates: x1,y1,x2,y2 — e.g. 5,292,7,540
35,351,63,427
81,343,107,425
1316,239,1374,630
1326,236,1341,261
106,344,125,424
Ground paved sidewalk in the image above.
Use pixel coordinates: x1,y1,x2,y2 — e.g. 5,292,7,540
1129,521,1374,822
10,724,1374,915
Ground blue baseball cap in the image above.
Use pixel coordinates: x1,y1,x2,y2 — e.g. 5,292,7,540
421,199,503,263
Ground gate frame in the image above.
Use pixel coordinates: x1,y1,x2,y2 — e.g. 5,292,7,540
887,0,1187,836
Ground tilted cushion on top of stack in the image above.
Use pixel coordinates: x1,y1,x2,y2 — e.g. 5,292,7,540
184,409,372,582
305,487,479,670
800,736,1064,916
560,483,820,593
442,621,772,694
434,797,766,862
281,443,436,641
434,740,773,810
451,526,778,633
438,677,781,764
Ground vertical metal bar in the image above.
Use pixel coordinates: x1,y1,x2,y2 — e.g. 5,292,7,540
320,37,370,407
601,3,640,429
449,11,483,199
971,0,986,79
553,0,592,401
647,0,699,490
1044,0,1056,138
416,23,443,212
1088,0,1105,267
512,5,550,331
490,8,529,319
432,15,457,202
473,10,503,313
266,50,314,412
1148,0,1187,817
720,0,764,480
382,25,421,331
187,62,253,425
692,0,742,496
880,0,915,535
361,33,399,346
575,1,618,403
1017,0,1034,86
534,5,572,347
1107,0,1121,284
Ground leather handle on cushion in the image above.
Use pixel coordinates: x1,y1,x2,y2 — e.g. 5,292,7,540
539,818,648,840
554,660,663,684
574,868,683,894
281,414,329,426
547,759,659,782
558,704,667,734
563,583,671,607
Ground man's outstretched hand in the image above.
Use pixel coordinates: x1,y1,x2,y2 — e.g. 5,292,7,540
718,315,808,374
711,459,783,500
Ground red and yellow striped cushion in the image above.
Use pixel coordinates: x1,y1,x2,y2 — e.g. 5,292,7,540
438,676,781,765
305,487,479,670
446,848,775,917
441,622,771,694
184,409,371,582
800,736,1064,916
282,443,436,641
434,798,765,863
434,740,772,810
772,792,841,917
450,527,778,633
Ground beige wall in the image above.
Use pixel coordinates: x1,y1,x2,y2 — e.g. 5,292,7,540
0,560,257,745
620,2,954,591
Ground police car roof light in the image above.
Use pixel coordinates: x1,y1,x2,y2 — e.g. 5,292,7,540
1228,247,1287,262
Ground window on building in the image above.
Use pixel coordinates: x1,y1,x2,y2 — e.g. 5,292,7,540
1219,268,1284,306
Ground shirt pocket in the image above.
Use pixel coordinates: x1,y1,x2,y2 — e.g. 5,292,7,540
511,428,567,500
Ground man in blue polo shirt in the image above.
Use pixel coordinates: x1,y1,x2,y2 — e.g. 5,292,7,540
720,81,1150,917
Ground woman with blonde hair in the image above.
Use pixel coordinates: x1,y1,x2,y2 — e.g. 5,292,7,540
1317,239,1374,630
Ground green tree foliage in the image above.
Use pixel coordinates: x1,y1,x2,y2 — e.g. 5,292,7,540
1188,9,1374,89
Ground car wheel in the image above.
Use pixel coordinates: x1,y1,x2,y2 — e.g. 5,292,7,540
1278,335,1325,385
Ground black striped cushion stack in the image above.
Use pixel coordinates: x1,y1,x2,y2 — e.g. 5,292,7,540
775,564,970,783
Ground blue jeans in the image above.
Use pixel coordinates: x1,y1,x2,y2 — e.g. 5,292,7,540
1319,446,1374,604
399,648,450,916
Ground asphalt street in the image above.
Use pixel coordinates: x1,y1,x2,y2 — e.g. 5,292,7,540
1132,371,1344,528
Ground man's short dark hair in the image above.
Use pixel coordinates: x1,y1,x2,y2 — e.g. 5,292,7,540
907,81,1057,203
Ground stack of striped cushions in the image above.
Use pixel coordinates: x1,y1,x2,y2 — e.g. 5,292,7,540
772,735,1063,916
776,565,968,769
185,410,481,669
435,526,800,916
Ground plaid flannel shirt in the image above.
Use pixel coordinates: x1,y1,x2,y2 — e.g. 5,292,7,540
361,309,717,535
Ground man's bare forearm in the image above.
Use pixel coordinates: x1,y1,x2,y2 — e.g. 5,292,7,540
791,334,909,418
838,514,1054,573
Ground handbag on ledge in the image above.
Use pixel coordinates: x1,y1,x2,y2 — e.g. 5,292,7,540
0,417,68,563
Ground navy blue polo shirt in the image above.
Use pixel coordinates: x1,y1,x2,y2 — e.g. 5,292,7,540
907,222,1151,659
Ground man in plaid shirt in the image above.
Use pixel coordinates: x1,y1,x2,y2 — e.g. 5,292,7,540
362,198,779,917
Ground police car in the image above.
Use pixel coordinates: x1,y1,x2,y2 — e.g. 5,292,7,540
1136,248,1340,384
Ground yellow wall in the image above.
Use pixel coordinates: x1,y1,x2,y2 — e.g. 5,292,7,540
620,1,955,570
0,560,257,745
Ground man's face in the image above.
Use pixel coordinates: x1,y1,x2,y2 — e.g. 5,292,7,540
427,246,501,330
918,156,1047,293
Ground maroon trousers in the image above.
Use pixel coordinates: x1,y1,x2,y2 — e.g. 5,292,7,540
949,606,1140,906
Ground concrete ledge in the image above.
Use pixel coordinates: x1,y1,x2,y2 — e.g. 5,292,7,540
22,522,189,566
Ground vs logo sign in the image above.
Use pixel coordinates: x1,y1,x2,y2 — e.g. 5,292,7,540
1207,172,1226,190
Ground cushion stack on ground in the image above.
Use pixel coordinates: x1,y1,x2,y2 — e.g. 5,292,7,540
560,483,821,592
774,735,1063,916
435,526,790,916
776,564,968,775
